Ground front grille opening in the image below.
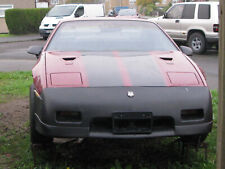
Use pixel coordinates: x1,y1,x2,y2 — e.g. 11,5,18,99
152,117,174,131
160,57,173,61
56,111,81,122
181,109,204,120
91,118,112,132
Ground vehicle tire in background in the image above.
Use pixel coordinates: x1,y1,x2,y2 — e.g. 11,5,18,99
188,32,206,54
43,36,48,40
30,84,53,145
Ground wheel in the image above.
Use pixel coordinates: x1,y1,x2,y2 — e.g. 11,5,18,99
30,84,53,145
180,134,208,145
188,32,206,54
43,36,48,40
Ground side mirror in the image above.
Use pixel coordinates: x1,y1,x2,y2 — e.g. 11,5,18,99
180,46,193,56
27,46,43,59
163,13,168,19
74,13,80,18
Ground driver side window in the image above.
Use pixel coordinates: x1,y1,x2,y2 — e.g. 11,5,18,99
166,5,184,19
75,6,84,17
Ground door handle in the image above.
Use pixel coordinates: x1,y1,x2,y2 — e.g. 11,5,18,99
175,20,180,23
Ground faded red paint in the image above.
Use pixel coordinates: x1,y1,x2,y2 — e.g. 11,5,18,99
152,51,205,87
45,51,89,88
113,51,132,86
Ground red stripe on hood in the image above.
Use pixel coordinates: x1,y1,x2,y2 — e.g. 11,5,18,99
113,51,132,86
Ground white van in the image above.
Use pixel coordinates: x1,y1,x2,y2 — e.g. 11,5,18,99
39,4,105,39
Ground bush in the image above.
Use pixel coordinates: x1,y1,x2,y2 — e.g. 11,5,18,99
5,8,50,34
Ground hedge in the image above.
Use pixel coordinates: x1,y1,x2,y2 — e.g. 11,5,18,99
5,8,50,34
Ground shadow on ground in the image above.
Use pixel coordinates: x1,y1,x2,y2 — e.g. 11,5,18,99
32,138,205,169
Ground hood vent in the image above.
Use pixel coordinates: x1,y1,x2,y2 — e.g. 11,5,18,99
63,57,76,61
160,57,173,61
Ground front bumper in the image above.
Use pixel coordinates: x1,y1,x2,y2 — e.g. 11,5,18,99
39,29,53,38
34,87,212,138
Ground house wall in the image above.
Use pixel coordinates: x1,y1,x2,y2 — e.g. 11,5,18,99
0,18,8,33
0,0,35,33
0,0,35,8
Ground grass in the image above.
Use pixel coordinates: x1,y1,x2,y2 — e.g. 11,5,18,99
0,71,33,103
0,72,218,168
0,34,13,38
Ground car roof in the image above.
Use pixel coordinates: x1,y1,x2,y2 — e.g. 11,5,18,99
119,9,137,12
55,3,103,6
60,17,153,24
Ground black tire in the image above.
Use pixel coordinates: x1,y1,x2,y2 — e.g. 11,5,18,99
188,32,206,54
43,36,48,40
180,134,208,145
30,84,53,145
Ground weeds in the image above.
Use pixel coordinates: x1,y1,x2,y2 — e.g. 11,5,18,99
0,71,32,103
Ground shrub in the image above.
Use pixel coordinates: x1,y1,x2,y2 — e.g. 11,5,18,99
5,8,50,34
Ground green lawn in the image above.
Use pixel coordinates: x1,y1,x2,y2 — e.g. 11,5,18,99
0,71,32,103
0,71,218,169
0,34,13,38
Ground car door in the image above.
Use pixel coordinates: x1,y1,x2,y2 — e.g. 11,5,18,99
179,4,196,40
156,4,184,39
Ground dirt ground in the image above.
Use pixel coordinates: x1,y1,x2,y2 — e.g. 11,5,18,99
0,98,29,135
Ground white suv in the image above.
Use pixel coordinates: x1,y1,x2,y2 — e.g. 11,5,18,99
150,2,219,54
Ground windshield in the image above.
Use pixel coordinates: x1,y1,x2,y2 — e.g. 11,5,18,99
118,9,137,16
47,5,77,17
47,21,178,52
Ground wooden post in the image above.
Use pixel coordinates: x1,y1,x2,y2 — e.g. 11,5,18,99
217,1,225,169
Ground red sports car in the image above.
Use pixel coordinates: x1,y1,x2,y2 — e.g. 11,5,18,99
28,18,212,145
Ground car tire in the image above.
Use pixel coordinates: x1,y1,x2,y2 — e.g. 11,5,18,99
188,32,206,54
43,36,48,40
180,134,208,145
30,84,53,145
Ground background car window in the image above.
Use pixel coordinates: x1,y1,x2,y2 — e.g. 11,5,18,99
182,4,196,19
75,6,84,17
47,21,178,52
47,5,77,17
166,5,184,19
118,9,137,16
198,4,210,19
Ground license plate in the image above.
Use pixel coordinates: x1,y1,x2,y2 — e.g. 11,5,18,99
112,112,152,134
46,30,52,34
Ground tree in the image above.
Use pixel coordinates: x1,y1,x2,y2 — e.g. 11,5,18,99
136,0,161,16
137,0,161,6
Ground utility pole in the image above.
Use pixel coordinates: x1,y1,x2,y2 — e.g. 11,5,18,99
217,0,225,169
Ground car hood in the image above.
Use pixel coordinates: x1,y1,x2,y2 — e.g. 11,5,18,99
44,51,205,87
41,16,71,25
